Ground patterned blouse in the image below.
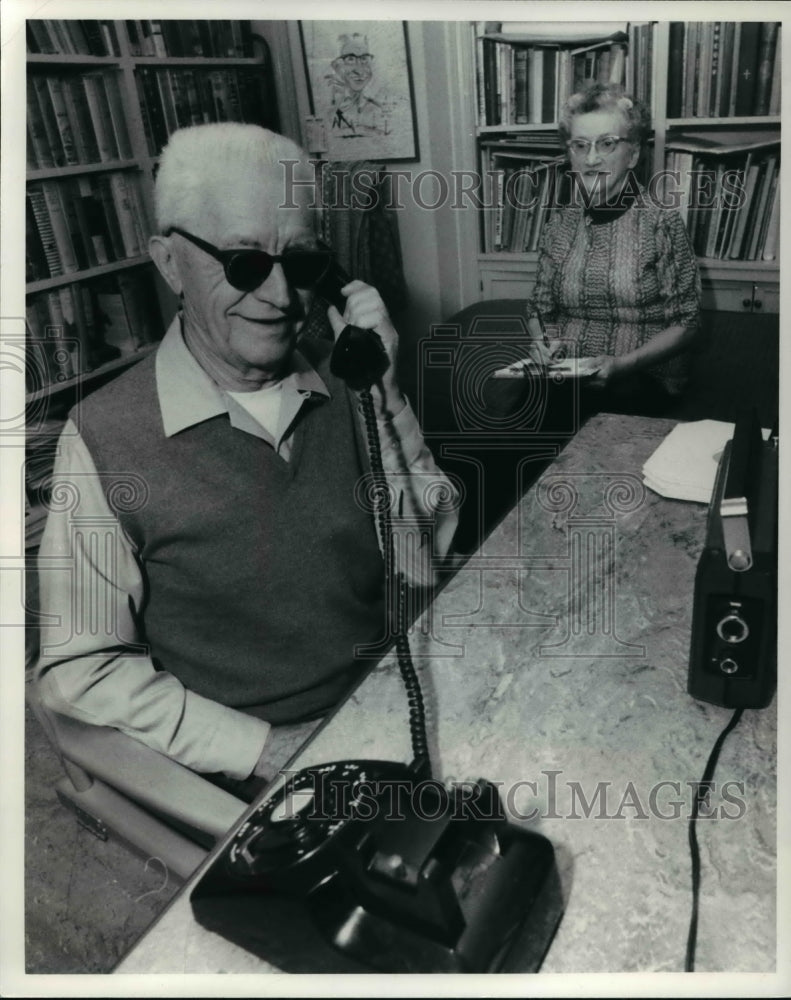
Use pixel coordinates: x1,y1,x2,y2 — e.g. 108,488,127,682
525,194,701,394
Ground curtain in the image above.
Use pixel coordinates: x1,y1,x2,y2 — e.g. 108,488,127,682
322,160,409,315
300,160,409,344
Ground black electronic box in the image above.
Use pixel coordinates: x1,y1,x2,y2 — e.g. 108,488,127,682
688,412,778,709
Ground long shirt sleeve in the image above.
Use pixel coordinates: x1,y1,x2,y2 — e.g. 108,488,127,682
370,397,459,587
524,210,563,324
34,422,270,780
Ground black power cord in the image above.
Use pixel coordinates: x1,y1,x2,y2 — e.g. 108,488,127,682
685,706,744,972
358,386,430,771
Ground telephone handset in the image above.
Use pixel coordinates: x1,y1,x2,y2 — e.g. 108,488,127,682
190,258,564,973
315,260,390,391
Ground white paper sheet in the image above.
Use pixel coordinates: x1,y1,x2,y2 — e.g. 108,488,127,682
642,419,770,503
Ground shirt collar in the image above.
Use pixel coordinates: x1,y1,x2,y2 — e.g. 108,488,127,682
581,180,646,225
584,193,638,226
155,314,330,438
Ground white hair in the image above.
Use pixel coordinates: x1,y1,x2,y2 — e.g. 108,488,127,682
154,124,318,234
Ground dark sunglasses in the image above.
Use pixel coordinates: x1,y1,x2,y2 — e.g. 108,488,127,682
166,227,333,293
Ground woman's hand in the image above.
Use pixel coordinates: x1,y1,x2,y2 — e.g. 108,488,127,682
586,355,624,389
526,339,556,367
525,315,562,367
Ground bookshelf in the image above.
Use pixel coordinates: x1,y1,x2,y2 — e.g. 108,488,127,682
25,17,279,399
469,20,781,313
25,17,280,550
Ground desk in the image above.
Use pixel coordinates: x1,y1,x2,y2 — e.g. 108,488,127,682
116,414,777,975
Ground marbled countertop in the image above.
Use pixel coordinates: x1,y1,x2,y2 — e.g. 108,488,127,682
117,414,776,976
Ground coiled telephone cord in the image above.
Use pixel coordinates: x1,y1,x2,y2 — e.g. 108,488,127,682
359,386,429,770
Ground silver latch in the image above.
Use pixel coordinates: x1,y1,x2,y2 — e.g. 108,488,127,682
720,496,753,571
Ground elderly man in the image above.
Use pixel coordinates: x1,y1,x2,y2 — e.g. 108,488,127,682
33,124,457,799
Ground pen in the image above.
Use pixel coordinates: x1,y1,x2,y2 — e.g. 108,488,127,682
533,309,549,347
534,309,550,347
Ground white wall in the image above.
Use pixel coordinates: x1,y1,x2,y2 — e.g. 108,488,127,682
399,22,481,331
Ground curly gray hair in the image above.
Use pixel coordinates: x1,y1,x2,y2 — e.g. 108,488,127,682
558,83,651,150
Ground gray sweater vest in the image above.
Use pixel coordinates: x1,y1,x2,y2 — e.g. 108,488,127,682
74,340,386,723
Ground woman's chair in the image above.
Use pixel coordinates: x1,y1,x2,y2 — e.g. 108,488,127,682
668,308,779,428
418,299,564,552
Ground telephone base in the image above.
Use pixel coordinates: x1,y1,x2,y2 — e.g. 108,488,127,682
192,825,562,973
191,763,564,973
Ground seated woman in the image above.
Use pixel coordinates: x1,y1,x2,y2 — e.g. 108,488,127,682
526,83,701,417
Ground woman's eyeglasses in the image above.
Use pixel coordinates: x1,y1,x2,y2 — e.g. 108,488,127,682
566,136,631,157
166,227,333,293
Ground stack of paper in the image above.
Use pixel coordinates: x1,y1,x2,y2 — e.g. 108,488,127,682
492,358,600,379
642,420,738,503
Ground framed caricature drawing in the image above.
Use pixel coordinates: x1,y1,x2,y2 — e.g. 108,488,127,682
298,21,419,162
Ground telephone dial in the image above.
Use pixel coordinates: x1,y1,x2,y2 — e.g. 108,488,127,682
190,257,564,973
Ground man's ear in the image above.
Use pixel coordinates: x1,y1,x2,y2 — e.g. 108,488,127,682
149,234,183,296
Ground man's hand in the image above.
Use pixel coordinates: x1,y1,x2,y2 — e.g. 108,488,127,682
252,735,274,780
326,280,406,418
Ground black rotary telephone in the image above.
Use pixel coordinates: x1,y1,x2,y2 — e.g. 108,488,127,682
190,260,564,973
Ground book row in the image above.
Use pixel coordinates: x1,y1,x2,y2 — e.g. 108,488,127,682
666,22,781,119
26,18,256,59
481,141,656,253
125,20,256,59
27,19,121,57
477,35,629,127
479,140,780,263
484,157,565,253
27,65,274,168
135,67,274,155
27,70,132,170
27,171,152,282
664,147,780,262
25,269,162,392
626,22,654,111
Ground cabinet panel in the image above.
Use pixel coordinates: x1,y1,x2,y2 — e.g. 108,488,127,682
701,280,779,314
751,284,780,314
478,257,537,302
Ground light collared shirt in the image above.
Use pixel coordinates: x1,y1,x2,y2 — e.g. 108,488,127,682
34,317,458,779
155,318,332,457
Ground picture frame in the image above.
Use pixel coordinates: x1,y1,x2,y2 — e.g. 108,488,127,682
298,21,419,163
